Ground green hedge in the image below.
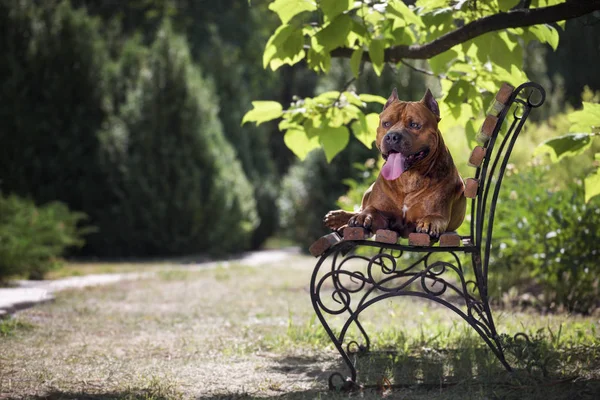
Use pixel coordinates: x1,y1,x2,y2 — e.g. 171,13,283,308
0,195,89,280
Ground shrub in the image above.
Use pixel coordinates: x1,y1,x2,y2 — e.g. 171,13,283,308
491,165,600,313
92,23,258,256
278,141,375,250
0,195,89,280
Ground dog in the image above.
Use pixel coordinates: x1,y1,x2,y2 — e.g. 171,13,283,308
324,88,466,238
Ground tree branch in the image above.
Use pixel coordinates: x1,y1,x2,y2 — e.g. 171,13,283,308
329,0,600,62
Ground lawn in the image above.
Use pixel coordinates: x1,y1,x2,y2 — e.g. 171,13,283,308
1,252,599,399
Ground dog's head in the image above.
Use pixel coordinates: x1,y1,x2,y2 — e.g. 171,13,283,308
376,88,442,181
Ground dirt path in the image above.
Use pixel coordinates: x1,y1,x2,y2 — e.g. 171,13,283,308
0,252,341,399
0,248,299,317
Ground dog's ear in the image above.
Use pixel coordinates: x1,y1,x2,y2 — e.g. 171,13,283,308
421,89,441,121
383,87,398,111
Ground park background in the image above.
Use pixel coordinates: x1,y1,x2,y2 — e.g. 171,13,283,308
1,0,598,312
1,1,600,397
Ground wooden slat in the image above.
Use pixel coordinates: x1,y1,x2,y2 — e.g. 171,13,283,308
439,232,461,247
343,226,370,240
476,115,499,144
464,178,479,199
487,83,515,116
408,232,432,246
375,229,398,244
309,232,342,257
496,83,514,104
468,146,486,168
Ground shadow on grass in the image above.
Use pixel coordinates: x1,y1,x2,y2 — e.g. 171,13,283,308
265,344,600,400
22,380,600,400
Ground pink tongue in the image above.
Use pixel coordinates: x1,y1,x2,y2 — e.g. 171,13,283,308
381,152,406,181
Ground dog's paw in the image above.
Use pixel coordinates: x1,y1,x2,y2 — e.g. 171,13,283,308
416,216,448,238
324,210,354,231
348,212,374,230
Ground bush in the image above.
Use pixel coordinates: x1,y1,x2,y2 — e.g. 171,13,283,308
278,140,376,250
92,23,258,256
491,165,600,313
0,195,89,280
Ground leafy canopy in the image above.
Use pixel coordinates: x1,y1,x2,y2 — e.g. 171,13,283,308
245,0,567,162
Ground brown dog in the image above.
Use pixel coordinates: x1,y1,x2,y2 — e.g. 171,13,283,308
324,88,466,238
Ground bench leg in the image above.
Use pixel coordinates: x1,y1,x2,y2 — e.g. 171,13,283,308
310,244,514,388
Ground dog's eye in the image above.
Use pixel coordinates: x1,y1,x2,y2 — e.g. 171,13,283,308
382,121,392,128
409,122,421,129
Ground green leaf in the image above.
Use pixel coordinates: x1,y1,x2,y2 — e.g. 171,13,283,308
368,38,385,76
315,14,353,50
416,0,447,11
429,49,458,75
534,133,593,162
569,102,600,133
350,48,363,78
351,113,380,148
585,164,600,203
321,0,352,21
268,28,305,70
242,101,283,126
358,94,387,105
284,129,320,160
318,126,350,162
498,0,520,11
465,119,478,147
263,25,304,69
307,45,331,72
268,0,316,24
474,32,521,71
388,1,425,28
528,24,559,50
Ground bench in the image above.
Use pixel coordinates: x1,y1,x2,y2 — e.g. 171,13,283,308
308,82,546,390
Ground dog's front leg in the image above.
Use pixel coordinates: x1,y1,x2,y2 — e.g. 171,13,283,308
347,206,389,232
324,209,356,231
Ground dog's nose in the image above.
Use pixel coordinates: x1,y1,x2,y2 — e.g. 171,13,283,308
385,131,402,144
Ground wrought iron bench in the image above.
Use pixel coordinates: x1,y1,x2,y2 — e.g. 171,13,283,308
308,82,546,390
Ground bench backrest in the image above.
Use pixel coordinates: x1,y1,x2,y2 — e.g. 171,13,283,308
467,82,546,278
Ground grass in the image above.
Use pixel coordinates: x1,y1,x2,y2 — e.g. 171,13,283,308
0,317,35,337
1,253,599,399
45,262,171,279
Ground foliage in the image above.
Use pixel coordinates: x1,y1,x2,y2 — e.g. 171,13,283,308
0,0,114,217
174,0,283,248
491,165,600,313
95,23,259,256
75,0,291,249
246,0,568,162
0,317,35,337
278,140,374,249
536,100,600,203
0,195,89,280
